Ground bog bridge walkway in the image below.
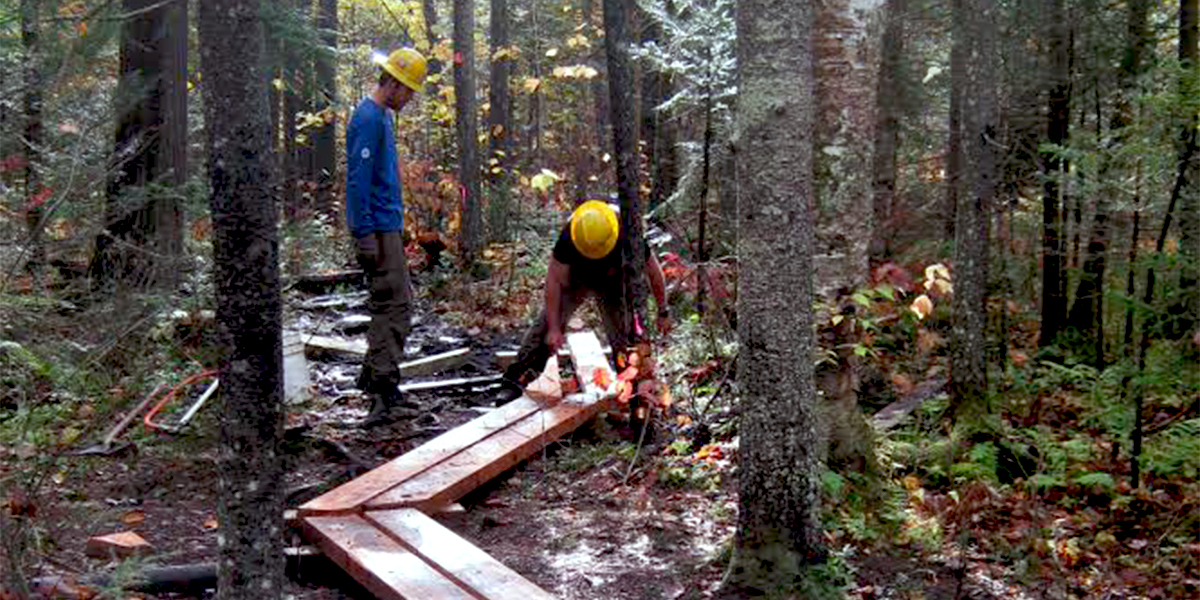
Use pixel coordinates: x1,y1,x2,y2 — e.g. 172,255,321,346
297,331,616,600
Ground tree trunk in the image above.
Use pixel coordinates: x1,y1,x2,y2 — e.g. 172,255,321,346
639,4,663,211
722,0,825,593
603,0,646,335
945,0,964,244
313,0,339,219
21,0,43,285
455,0,482,262
198,1,285,598
488,0,514,241
949,0,995,420
813,0,883,474
870,0,905,265
283,0,313,221
1176,0,1200,336
1038,0,1070,348
92,0,187,293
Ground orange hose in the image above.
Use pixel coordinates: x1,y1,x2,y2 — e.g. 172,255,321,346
143,369,219,432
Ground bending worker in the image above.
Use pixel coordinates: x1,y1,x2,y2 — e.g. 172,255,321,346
495,200,671,403
345,48,427,426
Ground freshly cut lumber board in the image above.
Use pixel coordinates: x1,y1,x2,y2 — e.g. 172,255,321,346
567,331,614,397
299,398,544,515
365,393,611,511
303,515,476,600
304,337,470,377
367,508,556,600
524,355,562,402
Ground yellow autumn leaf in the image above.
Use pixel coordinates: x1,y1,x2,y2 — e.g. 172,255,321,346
522,77,542,93
529,169,561,193
545,47,559,58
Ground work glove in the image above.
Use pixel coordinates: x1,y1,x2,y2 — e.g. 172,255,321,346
355,234,379,271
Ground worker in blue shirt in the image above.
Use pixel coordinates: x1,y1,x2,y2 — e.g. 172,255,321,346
346,47,427,426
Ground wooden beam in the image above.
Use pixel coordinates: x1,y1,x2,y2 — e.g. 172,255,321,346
304,338,470,377
365,393,610,512
399,375,500,393
566,331,614,397
303,515,476,600
399,348,471,377
523,355,562,402
367,509,556,600
299,398,544,515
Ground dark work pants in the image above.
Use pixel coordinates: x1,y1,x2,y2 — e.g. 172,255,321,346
504,286,631,385
357,231,413,392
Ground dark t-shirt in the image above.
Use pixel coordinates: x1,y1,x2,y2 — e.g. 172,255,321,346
552,221,647,292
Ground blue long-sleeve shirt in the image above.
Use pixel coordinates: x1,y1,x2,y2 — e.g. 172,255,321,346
346,97,403,240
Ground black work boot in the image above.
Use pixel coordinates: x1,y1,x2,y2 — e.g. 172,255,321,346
360,378,416,427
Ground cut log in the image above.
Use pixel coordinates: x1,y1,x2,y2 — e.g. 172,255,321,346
299,398,544,515
85,531,152,559
303,515,476,600
367,508,556,600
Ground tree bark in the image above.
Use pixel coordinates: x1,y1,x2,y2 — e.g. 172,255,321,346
722,0,825,593
945,0,964,244
1176,0,1200,335
949,0,995,420
21,0,43,285
488,0,514,241
455,0,482,262
92,0,188,292
313,0,339,219
870,0,905,265
1038,0,1070,348
603,0,646,335
813,0,883,474
198,1,285,598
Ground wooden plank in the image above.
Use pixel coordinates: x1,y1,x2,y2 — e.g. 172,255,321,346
303,515,475,600
304,334,368,359
367,508,556,600
566,331,614,397
524,355,562,402
304,338,470,377
399,375,500,393
300,398,545,515
366,394,609,511
399,348,471,377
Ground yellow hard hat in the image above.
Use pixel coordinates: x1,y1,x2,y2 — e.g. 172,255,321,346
374,48,428,93
570,200,619,260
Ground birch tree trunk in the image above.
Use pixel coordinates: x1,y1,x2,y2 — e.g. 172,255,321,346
722,0,825,593
198,1,285,597
813,0,884,473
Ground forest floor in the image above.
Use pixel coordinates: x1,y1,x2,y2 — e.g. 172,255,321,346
3,254,1198,600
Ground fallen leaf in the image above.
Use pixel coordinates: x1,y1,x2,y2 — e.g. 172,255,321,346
121,510,145,525
617,366,639,382
202,515,218,530
910,294,934,320
592,368,612,389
